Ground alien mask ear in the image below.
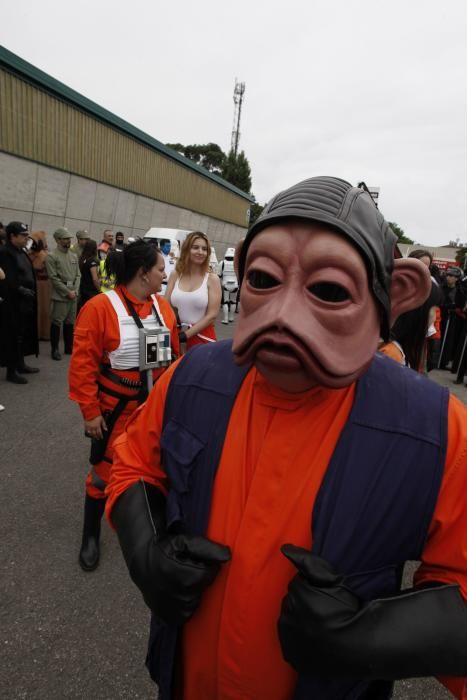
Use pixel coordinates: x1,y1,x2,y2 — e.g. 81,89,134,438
389,258,431,326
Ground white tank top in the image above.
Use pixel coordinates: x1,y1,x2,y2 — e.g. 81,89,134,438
105,290,167,369
171,274,209,326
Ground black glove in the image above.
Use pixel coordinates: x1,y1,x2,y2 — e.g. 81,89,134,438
18,285,35,298
279,545,361,675
178,330,187,343
278,544,467,679
112,481,231,625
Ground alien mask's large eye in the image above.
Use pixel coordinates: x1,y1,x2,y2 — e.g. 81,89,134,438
247,270,280,289
308,282,351,303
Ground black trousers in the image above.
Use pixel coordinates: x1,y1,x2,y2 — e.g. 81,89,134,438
6,311,34,371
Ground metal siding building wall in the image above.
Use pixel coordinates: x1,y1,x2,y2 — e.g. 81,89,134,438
0,66,250,228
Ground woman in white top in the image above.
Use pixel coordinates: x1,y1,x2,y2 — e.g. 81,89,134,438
166,231,222,349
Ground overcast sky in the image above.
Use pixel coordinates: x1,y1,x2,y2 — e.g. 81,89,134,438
2,0,467,245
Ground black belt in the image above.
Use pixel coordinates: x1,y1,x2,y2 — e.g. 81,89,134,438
100,366,143,390
89,374,147,467
97,382,142,401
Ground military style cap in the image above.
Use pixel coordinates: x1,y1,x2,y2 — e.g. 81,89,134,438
446,266,462,278
76,229,90,240
239,176,397,339
54,227,72,240
6,221,29,236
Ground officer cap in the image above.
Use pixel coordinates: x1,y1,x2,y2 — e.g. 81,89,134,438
76,229,90,240
6,221,29,236
54,227,72,240
446,266,462,278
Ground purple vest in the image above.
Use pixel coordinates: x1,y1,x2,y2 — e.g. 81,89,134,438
147,340,448,699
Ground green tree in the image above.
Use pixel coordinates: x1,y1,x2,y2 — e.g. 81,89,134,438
166,142,253,194
455,246,467,266
222,149,252,194
249,200,264,226
165,142,226,176
388,222,414,245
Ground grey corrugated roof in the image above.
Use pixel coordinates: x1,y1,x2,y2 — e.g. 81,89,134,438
0,44,254,202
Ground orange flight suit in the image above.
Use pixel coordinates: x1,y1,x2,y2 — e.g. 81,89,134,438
107,362,467,699
69,286,180,499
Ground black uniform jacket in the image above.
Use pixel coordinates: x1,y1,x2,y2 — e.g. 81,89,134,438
0,243,39,365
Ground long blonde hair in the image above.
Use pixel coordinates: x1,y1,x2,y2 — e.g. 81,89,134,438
176,231,211,276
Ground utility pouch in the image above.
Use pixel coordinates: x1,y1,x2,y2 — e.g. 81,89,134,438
138,326,172,370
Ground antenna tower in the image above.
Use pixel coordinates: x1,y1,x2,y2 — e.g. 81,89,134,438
231,78,245,156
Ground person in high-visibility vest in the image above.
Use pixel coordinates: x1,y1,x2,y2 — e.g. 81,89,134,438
98,244,116,293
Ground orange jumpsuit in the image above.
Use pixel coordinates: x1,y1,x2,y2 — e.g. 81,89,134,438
107,363,467,700
69,286,180,500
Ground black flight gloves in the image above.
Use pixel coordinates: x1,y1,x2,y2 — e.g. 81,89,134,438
278,545,467,679
112,480,231,625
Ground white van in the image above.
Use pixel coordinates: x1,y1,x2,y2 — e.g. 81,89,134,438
143,227,191,258
144,227,218,270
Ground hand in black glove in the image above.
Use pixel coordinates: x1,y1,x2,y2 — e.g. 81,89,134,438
278,545,361,675
18,285,35,298
132,532,231,625
178,330,187,343
112,481,231,626
278,545,467,679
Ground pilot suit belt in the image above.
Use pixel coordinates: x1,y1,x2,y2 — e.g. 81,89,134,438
99,365,143,391
89,370,147,468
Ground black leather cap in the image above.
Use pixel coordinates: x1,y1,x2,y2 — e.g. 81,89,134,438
239,176,397,339
6,221,29,236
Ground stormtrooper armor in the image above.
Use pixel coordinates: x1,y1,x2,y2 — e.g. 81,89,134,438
218,247,238,324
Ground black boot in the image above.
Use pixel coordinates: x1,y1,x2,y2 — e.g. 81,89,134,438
6,368,28,384
79,494,106,572
63,324,74,355
50,324,62,361
16,350,40,374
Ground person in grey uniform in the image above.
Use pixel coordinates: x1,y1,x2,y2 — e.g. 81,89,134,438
71,229,91,256
46,227,80,361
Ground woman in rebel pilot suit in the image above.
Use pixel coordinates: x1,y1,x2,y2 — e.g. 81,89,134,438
69,240,180,572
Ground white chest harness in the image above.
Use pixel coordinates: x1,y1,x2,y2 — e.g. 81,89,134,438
105,290,169,369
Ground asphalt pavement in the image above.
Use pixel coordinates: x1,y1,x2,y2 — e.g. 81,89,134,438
0,314,461,699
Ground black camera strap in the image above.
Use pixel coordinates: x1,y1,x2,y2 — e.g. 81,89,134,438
120,291,163,328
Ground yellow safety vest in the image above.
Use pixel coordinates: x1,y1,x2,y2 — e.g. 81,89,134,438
99,259,116,293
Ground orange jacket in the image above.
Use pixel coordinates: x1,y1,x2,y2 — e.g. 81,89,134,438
69,286,180,421
107,364,467,700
